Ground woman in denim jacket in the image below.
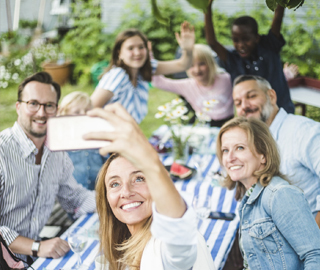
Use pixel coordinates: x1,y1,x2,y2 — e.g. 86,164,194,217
216,117,320,269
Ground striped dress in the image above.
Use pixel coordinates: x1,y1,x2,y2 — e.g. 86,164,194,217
95,59,158,124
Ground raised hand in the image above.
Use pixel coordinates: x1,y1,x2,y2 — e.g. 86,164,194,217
283,62,299,80
175,21,195,53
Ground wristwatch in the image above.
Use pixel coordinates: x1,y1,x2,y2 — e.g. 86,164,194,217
31,241,40,257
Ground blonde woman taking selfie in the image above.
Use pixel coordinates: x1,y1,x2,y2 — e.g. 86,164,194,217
84,103,215,270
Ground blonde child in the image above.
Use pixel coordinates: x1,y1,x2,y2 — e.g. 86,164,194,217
58,91,107,190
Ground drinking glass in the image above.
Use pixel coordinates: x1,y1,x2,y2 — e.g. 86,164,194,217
192,194,211,220
68,226,88,269
189,134,205,180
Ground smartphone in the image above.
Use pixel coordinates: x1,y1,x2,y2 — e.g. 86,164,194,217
47,115,114,151
208,211,236,221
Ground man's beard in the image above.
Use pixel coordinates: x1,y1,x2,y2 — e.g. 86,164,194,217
260,97,273,123
29,128,47,138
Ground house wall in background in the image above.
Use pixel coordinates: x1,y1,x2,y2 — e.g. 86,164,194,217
101,0,314,33
0,0,55,34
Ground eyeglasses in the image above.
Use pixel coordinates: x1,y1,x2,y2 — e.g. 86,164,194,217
18,100,57,114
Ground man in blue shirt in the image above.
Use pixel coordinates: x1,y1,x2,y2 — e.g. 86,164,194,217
205,2,295,114
232,74,320,228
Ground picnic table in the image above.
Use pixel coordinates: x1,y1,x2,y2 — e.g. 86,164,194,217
31,125,240,270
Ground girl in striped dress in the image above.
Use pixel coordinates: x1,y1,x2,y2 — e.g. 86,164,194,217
91,22,195,124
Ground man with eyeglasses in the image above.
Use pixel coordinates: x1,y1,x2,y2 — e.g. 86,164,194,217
0,72,96,262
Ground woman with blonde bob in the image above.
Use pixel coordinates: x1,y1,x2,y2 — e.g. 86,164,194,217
84,103,215,270
152,43,234,127
216,117,320,269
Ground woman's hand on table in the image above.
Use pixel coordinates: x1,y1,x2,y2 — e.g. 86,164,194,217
38,237,70,259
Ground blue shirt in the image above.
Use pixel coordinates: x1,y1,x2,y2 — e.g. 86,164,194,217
270,108,320,215
67,150,108,190
239,176,320,270
219,30,295,114
96,59,158,124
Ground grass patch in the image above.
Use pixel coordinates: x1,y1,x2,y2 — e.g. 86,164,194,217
0,84,177,137
1,84,319,137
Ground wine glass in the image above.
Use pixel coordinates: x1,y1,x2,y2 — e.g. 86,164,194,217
192,193,211,220
68,226,88,269
189,134,205,180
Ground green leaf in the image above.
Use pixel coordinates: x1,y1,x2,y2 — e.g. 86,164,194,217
151,0,170,26
276,0,290,8
287,0,304,10
266,0,277,11
185,0,208,12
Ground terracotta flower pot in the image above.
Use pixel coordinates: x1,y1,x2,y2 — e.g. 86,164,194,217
41,61,72,86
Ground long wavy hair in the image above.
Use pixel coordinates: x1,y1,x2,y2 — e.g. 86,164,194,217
101,29,152,82
216,117,286,200
96,153,152,270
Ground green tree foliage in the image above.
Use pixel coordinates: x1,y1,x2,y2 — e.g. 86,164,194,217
60,0,109,85
59,0,320,84
113,0,206,61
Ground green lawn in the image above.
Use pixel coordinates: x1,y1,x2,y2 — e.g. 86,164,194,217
1,83,320,138
0,84,178,137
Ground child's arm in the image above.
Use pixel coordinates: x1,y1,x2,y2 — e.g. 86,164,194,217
155,21,194,75
204,0,228,63
271,4,285,39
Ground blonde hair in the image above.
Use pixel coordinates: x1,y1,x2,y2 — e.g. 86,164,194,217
216,117,286,200
58,91,92,116
96,153,152,270
187,44,219,86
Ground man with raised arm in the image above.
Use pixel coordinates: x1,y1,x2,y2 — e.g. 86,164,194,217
205,2,295,113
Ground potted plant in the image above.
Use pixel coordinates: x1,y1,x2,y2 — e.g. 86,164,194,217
0,31,14,56
39,43,72,86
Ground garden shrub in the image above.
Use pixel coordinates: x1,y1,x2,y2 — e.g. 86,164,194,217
1,0,320,89
60,0,110,85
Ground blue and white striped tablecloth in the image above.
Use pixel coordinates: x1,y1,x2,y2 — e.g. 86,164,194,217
30,213,100,270
161,153,240,270
31,152,239,270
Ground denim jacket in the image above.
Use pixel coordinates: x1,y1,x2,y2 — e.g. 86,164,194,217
239,176,320,270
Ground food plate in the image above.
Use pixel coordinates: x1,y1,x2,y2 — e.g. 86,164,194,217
165,165,196,181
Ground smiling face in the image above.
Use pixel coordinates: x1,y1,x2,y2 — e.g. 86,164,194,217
118,35,147,71
188,57,210,86
233,80,276,125
16,81,57,141
105,157,152,234
221,127,265,189
231,25,259,59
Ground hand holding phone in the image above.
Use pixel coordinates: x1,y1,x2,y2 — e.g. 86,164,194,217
47,115,115,151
